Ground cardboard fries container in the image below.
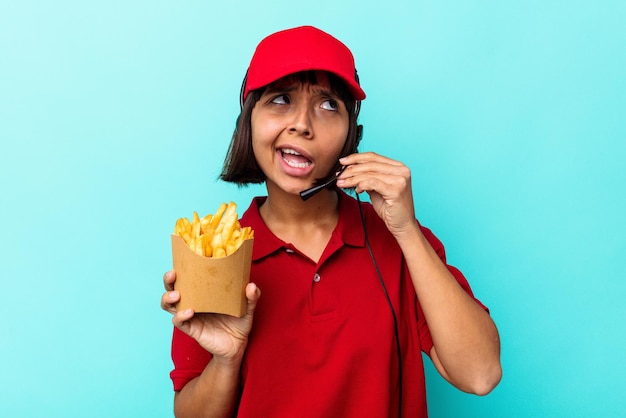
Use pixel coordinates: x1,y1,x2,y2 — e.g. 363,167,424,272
171,234,254,317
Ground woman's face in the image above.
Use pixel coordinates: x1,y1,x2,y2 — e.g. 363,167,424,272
250,71,350,197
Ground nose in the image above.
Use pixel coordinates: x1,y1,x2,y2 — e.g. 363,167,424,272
287,104,313,138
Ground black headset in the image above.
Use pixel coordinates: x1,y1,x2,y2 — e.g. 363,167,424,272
238,70,249,110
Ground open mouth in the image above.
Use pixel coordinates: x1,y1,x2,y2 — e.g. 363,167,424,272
280,148,312,169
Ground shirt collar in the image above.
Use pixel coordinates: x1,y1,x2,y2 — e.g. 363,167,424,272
240,191,365,262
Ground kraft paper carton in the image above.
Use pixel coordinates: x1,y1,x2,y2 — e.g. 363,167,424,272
171,234,253,317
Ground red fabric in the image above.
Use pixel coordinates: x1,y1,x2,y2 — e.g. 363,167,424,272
170,191,486,417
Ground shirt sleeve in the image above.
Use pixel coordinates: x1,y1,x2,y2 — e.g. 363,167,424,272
416,225,489,355
170,327,213,391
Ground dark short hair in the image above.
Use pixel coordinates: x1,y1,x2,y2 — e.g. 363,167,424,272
220,71,362,186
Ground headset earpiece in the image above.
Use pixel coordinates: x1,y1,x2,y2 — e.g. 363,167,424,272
239,70,249,110
353,70,363,151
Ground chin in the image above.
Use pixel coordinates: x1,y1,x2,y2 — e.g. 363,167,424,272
267,179,307,197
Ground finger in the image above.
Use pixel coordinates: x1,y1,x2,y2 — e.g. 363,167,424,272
339,171,410,196
244,282,261,317
172,308,195,330
339,160,409,181
163,270,176,291
356,176,404,196
161,290,180,313
340,152,404,167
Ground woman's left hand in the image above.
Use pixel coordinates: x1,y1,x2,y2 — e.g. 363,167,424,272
337,152,418,237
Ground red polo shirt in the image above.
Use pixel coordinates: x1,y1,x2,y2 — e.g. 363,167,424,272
170,191,486,417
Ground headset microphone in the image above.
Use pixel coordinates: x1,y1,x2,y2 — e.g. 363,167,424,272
299,166,347,201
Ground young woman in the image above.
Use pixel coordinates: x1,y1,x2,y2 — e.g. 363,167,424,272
161,25,501,418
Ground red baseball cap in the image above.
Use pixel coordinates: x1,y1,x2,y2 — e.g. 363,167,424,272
242,26,366,101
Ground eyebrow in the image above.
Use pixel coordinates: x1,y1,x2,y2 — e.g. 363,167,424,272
265,83,338,99
264,84,297,94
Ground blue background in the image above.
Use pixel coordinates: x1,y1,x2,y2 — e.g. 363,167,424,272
1,1,624,417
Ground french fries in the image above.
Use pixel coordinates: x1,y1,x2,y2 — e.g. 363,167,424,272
173,202,253,258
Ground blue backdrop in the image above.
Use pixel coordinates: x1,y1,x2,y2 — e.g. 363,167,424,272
1,1,624,417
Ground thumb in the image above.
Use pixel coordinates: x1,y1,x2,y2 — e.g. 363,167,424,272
244,282,261,316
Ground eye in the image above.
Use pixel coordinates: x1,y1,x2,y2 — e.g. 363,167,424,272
270,94,290,105
320,99,339,111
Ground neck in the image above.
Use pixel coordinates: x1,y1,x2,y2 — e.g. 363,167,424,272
259,186,341,262
261,184,339,221
260,182,339,228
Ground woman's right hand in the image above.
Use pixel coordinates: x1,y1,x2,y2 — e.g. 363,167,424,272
161,270,261,363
